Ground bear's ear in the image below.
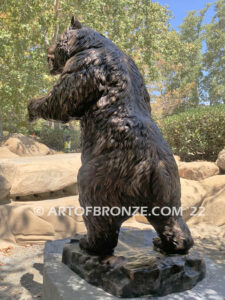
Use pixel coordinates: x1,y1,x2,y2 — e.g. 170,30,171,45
70,16,82,29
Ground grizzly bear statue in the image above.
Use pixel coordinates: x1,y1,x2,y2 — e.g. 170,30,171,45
28,17,193,256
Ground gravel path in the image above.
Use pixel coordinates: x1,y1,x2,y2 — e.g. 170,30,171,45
0,244,44,300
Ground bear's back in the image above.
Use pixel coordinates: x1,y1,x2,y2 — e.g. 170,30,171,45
66,27,150,110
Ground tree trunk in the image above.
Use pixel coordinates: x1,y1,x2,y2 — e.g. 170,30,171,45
0,115,4,144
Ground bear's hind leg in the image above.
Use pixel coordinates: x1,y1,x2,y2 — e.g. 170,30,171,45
147,215,194,254
146,159,194,254
79,206,122,256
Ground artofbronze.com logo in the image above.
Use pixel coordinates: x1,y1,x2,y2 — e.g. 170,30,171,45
33,205,206,217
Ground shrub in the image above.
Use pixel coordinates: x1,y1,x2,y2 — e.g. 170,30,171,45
32,122,81,152
159,105,225,161
2,118,81,152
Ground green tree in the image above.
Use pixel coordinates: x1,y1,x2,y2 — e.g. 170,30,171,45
203,0,225,105
150,30,194,117
1,0,200,131
0,0,57,133
151,7,210,118
178,8,208,106
0,0,177,132
161,7,208,113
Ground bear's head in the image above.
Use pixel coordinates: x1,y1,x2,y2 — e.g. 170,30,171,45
47,17,83,75
47,17,105,75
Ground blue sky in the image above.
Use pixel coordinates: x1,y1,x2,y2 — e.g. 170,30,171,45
154,0,215,29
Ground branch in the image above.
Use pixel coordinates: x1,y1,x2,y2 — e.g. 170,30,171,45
41,28,50,47
52,0,60,42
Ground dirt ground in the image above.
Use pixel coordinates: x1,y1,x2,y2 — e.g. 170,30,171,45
0,244,44,300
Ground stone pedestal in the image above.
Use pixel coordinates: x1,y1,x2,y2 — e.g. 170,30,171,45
62,229,206,298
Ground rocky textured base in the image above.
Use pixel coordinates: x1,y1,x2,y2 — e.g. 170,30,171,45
62,230,206,298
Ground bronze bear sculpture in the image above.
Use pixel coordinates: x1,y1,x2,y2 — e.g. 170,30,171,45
28,17,194,256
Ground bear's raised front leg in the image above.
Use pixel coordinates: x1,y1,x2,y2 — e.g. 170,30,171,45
27,72,94,123
147,215,194,254
28,81,73,123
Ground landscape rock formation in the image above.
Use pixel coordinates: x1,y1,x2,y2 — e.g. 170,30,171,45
0,139,224,247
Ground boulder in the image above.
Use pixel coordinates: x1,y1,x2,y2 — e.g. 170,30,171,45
0,175,11,201
179,161,219,180
0,153,81,197
0,146,19,159
186,175,225,226
188,188,225,227
0,196,86,246
174,155,181,166
3,133,52,156
200,175,225,196
216,148,225,172
10,183,79,201
180,178,206,221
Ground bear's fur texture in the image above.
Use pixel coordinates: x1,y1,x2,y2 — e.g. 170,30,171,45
28,17,193,255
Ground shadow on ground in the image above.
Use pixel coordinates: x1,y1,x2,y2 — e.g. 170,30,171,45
0,245,44,300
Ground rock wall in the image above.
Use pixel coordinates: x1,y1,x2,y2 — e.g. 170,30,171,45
0,152,224,247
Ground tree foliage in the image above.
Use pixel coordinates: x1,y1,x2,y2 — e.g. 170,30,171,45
203,0,225,105
0,0,224,134
152,7,209,118
0,0,179,131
